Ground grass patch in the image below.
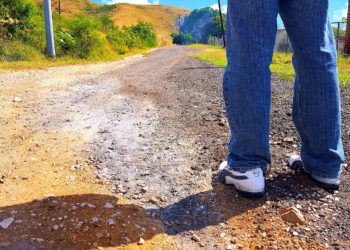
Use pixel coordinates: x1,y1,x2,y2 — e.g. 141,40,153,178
270,52,295,81
0,47,152,71
190,44,350,86
189,44,227,67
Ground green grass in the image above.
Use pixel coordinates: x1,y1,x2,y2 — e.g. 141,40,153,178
189,44,227,67
190,44,350,87
0,47,151,71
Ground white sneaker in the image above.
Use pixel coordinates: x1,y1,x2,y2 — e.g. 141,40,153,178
288,155,340,189
218,161,265,197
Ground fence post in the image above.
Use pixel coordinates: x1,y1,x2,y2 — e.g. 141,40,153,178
337,22,340,52
44,0,56,57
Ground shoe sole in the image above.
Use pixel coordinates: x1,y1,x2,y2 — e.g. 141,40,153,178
289,160,340,190
237,190,265,198
310,177,339,190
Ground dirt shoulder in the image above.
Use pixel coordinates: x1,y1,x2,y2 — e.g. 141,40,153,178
0,53,177,250
0,46,349,249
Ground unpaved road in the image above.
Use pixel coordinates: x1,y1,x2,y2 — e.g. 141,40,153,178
0,46,349,249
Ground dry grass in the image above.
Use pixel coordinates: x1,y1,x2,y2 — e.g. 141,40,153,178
191,44,350,86
31,0,190,46
0,48,152,71
111,3,190,46
31,0,100,16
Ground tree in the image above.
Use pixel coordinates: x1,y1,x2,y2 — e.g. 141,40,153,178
345,0,350,54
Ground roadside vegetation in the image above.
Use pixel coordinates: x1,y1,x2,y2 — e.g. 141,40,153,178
190,44,350,86
172,7,225,45
0,0,157,69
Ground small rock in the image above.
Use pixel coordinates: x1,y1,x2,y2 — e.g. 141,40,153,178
91,217,99,224
283,137,294,143
52,225,59,231
138,238,145,245
220,232,226,238
149,197,158,204
107,218,115,226
103,202,114,209
96,233,104,239
292,231,299,237
191,234,201,242
280,207,305,225
226,244,234,250
0,217,14,229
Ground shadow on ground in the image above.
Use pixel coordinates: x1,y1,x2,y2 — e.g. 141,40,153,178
0,169,337,250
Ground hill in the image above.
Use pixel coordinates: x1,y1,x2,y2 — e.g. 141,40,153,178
111,3,190,46
32,0,190,46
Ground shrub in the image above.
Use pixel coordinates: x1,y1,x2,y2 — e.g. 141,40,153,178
0,0,35,38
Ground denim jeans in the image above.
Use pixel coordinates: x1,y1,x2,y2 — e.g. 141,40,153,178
223,0,344,178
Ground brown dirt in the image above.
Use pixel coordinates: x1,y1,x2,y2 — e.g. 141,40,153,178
0,46,349,250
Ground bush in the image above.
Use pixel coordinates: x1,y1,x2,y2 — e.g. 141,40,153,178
0,3,157,62
107,21,157,54
172,32,196,45
0,0,35,38
55,16,103,59
127,21,157,48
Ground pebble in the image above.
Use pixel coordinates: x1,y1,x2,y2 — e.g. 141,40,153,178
226,244,234,250
103,202,115,209
107,218,115,226
220,232,226,238
91,217,99,223
292,231,299,237
149,197,158,204
138,238,145,245
52,225,59,231
191,234,201,242
280,207,305,225
0,217,14,229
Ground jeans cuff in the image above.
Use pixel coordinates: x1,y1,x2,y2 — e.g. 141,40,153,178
304,165,342,179
229,164,267,173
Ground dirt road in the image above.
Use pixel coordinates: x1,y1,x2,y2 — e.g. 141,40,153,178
0,46,349,249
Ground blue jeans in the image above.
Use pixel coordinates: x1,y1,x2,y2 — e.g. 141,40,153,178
223,0,344,178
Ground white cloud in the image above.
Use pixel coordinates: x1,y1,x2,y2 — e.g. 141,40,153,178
210,4,227,14
333,3,348,21
100,0,159,4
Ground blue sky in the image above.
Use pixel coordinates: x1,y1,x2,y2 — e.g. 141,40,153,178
92,0,348,24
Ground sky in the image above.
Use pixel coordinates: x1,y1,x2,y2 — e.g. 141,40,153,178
92,0,348,24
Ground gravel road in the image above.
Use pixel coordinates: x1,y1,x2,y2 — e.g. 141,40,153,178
0,46,349,249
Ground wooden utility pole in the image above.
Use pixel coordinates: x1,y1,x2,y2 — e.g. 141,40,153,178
44,0,56,57
58,0,61,15
345,0,350,54
218,0,226,48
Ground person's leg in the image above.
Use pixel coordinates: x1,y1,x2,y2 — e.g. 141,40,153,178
223,0,279,172
279,0,344,181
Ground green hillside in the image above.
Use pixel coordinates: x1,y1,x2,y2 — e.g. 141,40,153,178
0,0,159,66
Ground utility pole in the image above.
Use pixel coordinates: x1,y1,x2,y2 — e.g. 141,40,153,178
44,0,56,57
344,0,350,54
218,0,226,48
179,15,182,35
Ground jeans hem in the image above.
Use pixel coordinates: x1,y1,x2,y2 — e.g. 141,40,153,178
229,164,267,173
303,166,341,179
